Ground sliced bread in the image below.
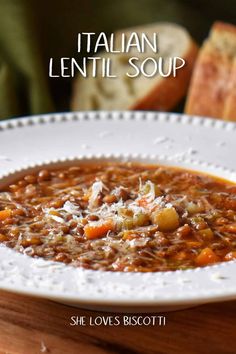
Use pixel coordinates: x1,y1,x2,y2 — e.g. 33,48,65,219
185,22,236,121
71,23,198,111
223,57,236,120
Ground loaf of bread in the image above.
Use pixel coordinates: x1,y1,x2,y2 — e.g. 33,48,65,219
185,22,236,121
71,23,198,111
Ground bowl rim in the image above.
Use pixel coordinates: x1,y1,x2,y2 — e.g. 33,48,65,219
0,110,236,308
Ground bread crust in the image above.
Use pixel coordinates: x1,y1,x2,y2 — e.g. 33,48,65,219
223,58,236,121
212,21,236,36
185,44,232,118
185,21,236,121
131,41,198,111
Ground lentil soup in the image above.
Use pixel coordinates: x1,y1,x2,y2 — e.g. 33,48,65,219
0,161,236,272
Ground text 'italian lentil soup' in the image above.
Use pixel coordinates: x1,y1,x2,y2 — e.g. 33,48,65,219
0,162,236,272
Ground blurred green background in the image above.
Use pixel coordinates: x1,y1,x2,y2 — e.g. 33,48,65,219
0,0,235,119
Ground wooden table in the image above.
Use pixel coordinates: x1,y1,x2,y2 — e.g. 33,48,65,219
0,290,235,354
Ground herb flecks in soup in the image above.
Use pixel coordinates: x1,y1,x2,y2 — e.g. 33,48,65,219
0,162,236,272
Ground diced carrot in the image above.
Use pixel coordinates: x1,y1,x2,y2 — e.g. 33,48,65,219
195,247,219,266
220,224,236,233
0,209,12,221
224,252,236,261
49,210,61,217
82,194,90,202
84,220,114,239
186,241,202,248
0,233,8,241
137,198,148,208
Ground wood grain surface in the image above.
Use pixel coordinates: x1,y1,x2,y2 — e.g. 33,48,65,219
0,290,234,354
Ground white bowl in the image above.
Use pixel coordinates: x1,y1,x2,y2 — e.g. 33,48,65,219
0,111,235,312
